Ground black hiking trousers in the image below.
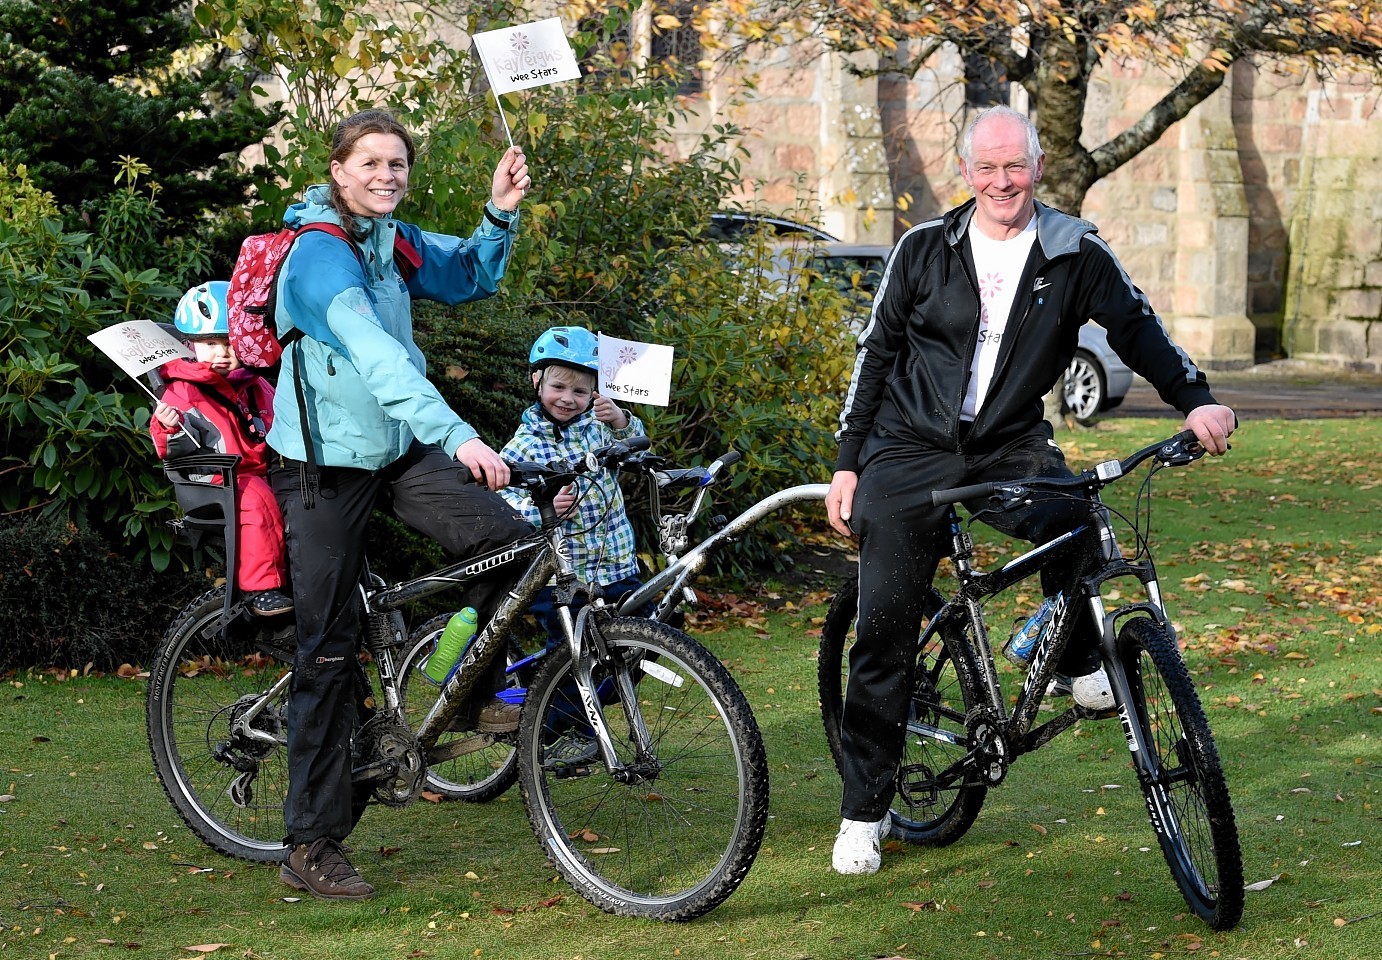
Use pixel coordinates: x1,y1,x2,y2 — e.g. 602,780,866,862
840,429,1098,822
269,442,532,846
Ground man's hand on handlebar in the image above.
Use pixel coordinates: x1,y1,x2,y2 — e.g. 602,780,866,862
826,470,858,539
1183,404,1236,457
455,436,511,489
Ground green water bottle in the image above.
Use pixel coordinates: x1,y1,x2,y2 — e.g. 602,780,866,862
421,607,478,684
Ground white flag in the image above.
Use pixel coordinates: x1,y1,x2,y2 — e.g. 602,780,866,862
472,17,581,96
88,320,193,382
597,333,674,408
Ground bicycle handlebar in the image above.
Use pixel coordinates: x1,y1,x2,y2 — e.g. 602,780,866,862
508,436,653,496
929,430,1207,508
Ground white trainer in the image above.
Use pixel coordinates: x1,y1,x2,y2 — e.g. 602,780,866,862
1071,667,1115,711
831,816,890,875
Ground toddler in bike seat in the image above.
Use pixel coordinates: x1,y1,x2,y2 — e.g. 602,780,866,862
149,281,293,618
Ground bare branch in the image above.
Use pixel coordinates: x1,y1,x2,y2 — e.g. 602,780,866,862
1090,60,1229,180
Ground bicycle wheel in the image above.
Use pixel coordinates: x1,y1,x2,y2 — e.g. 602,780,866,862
146,587,295,862
398,613,520,802
1115,618,1244,930
518,617,769,920
818,576,987,845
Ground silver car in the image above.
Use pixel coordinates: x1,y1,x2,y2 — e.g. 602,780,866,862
795,242,1133,423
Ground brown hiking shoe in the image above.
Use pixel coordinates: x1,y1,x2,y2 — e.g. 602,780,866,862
279,837,375,900
447,696,520,733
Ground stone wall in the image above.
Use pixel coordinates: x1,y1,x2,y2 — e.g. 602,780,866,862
707,41,1381,370
1279,74,1382,371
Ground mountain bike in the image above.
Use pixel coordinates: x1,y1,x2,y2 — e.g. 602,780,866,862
816,431,1244,930
145,438,768,920
410,447,829,803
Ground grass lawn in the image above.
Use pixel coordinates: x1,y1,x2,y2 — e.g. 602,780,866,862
2,418,1379,959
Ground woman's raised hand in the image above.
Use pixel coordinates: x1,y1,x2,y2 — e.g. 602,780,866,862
491,146,531,212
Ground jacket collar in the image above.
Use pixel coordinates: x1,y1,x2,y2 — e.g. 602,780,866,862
943,199,1097,261
284,185,397,265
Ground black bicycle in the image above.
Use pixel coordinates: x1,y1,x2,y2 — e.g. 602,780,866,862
146,438,769,920
817,431,1244,930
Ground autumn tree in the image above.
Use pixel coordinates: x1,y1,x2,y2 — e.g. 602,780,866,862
588,0,1382,217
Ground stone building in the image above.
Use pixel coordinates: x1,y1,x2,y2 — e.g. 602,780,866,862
677,41,1380,371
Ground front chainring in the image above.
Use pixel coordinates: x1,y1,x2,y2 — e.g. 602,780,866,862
357,713,426,806
965,707,1011,786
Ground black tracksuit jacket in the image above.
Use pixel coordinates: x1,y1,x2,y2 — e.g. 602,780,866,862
835,199,1218,473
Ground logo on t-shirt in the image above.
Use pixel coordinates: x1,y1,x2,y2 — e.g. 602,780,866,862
977,272,1005,344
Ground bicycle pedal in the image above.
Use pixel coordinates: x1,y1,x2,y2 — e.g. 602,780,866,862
552,763,595,780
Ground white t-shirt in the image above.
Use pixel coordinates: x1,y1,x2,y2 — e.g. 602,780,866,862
961,215,1039,420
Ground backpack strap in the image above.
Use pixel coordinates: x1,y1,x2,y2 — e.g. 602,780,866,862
279,223,420,509
270,222,422,353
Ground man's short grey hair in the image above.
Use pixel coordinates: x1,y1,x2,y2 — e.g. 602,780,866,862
959,105,1043,166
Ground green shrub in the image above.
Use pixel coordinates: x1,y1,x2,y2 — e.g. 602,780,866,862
0,162,204,571
0,514,206,671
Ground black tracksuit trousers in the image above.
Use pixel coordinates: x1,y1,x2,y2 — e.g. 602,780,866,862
840,430,1096,821
270,442,532,845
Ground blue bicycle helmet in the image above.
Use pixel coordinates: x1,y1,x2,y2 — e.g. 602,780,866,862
529,325,599,373
173,281,231,338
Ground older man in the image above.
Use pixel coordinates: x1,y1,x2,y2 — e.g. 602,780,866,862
824,104,1236,875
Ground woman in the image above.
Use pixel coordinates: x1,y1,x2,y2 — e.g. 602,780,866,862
266,109,534,900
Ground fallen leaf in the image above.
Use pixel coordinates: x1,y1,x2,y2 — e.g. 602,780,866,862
182,946,229,954
901,900,940,912
1030,823,1048,836
1244,874,1280,892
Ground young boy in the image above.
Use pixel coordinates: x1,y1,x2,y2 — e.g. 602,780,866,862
500,326,647,636
150,281,293,617
499,326,647,768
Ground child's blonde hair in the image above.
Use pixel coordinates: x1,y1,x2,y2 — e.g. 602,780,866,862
539,363,596,390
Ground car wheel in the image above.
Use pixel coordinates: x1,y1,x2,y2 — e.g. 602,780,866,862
1062,349,1106,423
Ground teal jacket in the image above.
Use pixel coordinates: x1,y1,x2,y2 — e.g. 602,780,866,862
265,184,517,470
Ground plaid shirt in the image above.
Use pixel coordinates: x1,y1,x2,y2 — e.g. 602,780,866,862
500,403,645,586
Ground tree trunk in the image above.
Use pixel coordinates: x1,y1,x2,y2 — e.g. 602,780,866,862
1026,33,1098,217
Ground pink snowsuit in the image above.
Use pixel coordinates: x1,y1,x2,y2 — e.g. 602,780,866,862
150,359,287,594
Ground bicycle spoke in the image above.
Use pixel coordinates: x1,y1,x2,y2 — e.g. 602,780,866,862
1118,618,1243,930
519,618,767,920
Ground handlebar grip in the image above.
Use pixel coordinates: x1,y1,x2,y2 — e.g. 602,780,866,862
715,450,743,470
931,482,996,507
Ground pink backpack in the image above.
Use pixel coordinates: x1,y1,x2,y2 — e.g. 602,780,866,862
226,222,421,367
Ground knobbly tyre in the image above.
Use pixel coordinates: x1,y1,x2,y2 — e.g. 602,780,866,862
145,438,769,920
817,431,1245,930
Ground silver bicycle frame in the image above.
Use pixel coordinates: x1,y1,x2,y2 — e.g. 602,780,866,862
616,483,829,620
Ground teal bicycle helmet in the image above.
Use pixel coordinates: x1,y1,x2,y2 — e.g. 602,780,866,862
173,281,231,338
529,325,598,373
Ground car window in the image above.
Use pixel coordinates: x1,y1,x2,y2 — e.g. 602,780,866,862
708,213,838,243
813,254,886,296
